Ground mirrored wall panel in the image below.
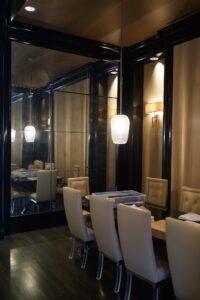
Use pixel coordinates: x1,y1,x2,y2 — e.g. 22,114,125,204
11,42,118,217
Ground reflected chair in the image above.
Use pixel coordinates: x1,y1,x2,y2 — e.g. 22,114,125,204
11,188,28,215
90,195,123,293
63,187,95,269
145,177,168,218
33,160,44,169
166,217,200,300
180,186,200,214
117,204,169,300
28,170,57,213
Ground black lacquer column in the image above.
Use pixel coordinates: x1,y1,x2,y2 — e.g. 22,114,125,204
0,0,11,238
116,50,143,192
162,47,173,210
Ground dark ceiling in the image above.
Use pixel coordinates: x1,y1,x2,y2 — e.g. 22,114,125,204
14,0,200,47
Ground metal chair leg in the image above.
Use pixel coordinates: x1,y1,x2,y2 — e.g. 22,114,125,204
68,237,75,259
96,251,104,280
80,242,89,269
152,285,160,300
124,271,132,300
10,199,15,215
114,261,122,293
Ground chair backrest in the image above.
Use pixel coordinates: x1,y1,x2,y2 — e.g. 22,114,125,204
67,177,89,197
166,217,200,300
90,195,122,262
117,204,159,283
36,170,57,201
34,160,43,169
180,186,200,213
63,187,90,242
146,177,168,207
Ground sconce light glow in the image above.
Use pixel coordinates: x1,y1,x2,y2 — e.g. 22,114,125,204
145,101,163,115
24,6,36,12
24,125,36,142
11,129,16,143
111,114,130,144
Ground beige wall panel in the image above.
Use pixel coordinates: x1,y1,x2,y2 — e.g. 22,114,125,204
11,101,23,167
54,80,89,183
142,61,164,193
171,37,200,210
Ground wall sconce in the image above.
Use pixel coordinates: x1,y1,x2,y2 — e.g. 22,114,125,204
145,101,163,127
11,128,16,143
24,125,36,142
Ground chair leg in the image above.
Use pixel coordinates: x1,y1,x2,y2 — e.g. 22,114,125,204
80,242,89,269
10,199,15,215
124,271,132,300
96,251,104,280
114,261,122,293
68,237,75,259
152,285,160,300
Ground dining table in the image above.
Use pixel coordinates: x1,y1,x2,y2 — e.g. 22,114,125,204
89,190,146,207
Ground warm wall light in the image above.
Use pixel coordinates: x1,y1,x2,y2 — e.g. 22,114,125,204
145,101,163,127
11,129,16,143
24,125,36,142
145,101,163,115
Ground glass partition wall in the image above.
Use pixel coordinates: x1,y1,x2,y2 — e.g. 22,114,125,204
11,41,118,217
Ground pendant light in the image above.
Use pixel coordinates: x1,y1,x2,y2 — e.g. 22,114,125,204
111,0,130,144
24,91,36,143
24,61,36,143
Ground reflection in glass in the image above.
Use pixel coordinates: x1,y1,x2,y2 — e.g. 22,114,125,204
11,42,118,218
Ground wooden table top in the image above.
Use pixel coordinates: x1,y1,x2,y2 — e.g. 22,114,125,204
151,220,166,241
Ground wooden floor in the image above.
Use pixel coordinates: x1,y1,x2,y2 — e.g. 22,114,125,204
0,226,175,300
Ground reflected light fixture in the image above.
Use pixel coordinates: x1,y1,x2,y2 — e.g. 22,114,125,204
111,0,130,144
145,101,163,127
24,6,36,12
11,128,16,143
24,125,36,142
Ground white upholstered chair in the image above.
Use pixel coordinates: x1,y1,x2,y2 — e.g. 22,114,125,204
63,187,95,269
146,177,168,209
166,217,200,300
67,176,90,214
67,176,89,197
180,186,200,214
117,204,169,300
29,170,57,212
90,195,123,293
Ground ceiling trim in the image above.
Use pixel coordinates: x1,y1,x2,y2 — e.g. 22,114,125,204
8,21,120,61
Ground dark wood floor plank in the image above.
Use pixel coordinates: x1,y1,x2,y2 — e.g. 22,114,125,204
0,226,175,300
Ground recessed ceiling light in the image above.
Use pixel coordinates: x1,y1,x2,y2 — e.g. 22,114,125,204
24,6,36,12
156,52,163,57
110,69,118,75
150,57,159,61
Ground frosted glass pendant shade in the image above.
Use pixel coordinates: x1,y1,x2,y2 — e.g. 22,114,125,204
11,128,16,143
24,125,36,142
111,114,130,144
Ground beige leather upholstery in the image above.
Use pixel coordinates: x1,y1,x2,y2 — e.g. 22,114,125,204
90,195,122,262
117,204,169,283
31,170,57,202
33,160,44,169
180,186,200,213
166,218,200,300
146,177,168,207
63,187,94,242
67,177,89,197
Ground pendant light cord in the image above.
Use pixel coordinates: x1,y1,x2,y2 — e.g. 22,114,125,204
119,0,124,114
